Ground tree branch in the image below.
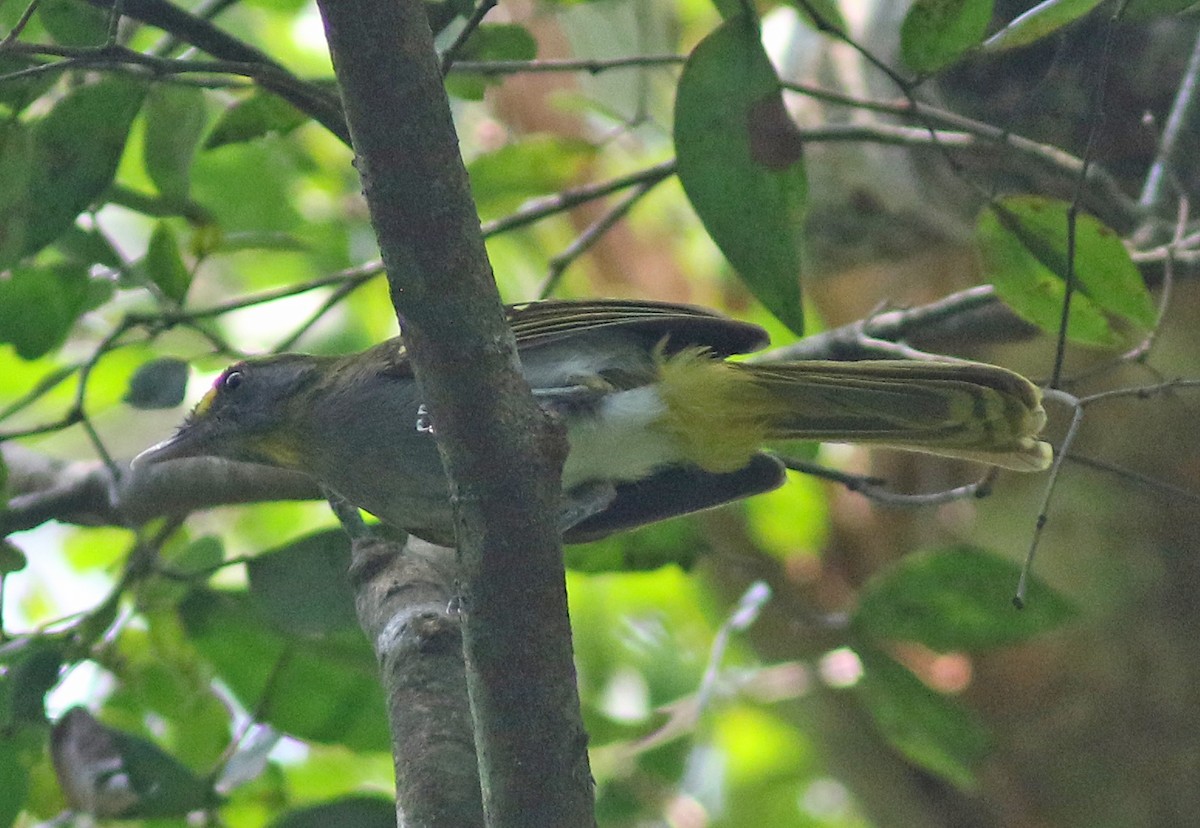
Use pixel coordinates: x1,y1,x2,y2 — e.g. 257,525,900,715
347,533,484,828
314,0,595,824
79,0,350,144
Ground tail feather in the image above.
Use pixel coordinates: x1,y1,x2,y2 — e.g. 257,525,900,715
734,360,1052,472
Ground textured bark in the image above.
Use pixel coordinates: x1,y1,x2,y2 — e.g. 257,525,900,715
348,536,484,828
314,0,596,824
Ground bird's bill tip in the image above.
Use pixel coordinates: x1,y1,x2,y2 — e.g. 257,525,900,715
130,430,206,470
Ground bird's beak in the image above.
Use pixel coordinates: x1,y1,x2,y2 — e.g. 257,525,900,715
130,424,215,470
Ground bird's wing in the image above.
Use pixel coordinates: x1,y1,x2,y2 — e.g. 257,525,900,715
377,299,771,379
507,298,770,357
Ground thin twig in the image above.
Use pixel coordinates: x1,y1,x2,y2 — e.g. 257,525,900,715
129,260,386,323
3,40,348,145
448,54,686,76
439,0,497,74
760,285,1003,362
778,454,997,508
273,277,371,352
481,159,676,238
781,83,1140,229
1015,389,1083,609
1138,28,1200,215
1065,452,1200,505
149,0,244,58
693,582,772,720
790,0,986,203
1076,377,1200,407
1016,372,1200,606
0,0,41,47
1051,11,1120,390
538,177,663,298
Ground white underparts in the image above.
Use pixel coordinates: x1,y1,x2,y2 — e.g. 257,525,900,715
561,386,682,490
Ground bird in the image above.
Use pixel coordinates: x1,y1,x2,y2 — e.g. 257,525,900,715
133,298,1051,545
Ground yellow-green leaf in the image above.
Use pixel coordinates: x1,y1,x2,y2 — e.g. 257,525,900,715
977,195,1154,345
982,0,1105,52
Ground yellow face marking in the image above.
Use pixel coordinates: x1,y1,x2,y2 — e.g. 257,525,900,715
193,386,219,418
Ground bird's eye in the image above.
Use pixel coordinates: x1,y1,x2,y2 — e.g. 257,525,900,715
221,370,244,392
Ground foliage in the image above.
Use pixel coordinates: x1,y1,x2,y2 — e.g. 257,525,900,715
0,0,1193,826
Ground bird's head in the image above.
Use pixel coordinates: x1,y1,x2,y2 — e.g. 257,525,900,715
133,355,327,471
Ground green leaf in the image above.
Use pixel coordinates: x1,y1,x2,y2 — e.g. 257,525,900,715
53,225,124,269
0,541,26,575
37,0,109,46
467,135,596,219
0,263,90,359
0,269,62,360
270,795,397,828
900,0,994,74
1123,0,1200,18
180,589,389,751
0,120,33,270
0,641,61,728
855,647,990,790
426,0,474,35
991,196,1155,324
445,23,537,100
143,222,193,303
165,535,225,576
24,76,145,257
564,519,709,573
853,546,1077,650
0,740,29,828
0,55,58,114
1017,199,1157,328
457,22,538,60
977,196,1153,346
144,86,209,202
674,15,807,335
103,616,232,769
125,357,190,410
982,0,1105,52
246,529,358,638
213,230,308,254
204,91,309,150
789,0,847,31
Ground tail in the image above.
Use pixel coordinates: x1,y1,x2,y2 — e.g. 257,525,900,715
733,359,1052,472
